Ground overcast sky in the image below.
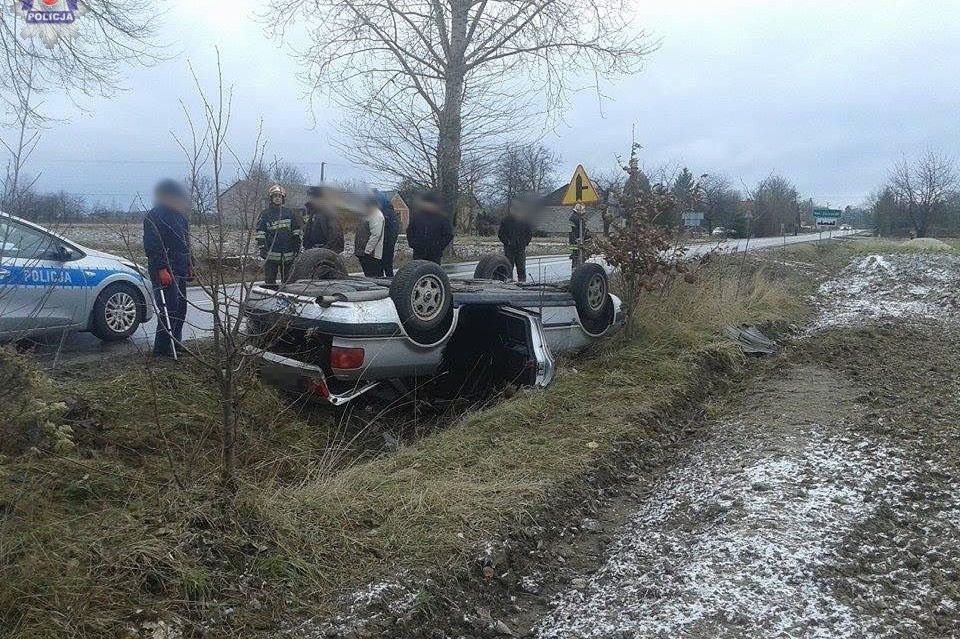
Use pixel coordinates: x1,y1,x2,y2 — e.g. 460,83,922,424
19,0,960,209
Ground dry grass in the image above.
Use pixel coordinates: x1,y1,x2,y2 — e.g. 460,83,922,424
1,248,830,638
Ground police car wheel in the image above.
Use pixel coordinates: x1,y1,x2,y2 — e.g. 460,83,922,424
91,282,142,341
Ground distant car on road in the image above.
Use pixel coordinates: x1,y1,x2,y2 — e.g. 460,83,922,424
711,226,737,238
0,212,154,342
839,224,853,231
243,250,624,405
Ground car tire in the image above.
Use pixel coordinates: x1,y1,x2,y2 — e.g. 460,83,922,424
474,254,513,281
390,260,453,343
290,248,348,282
90,282,142,342
570,263,612,323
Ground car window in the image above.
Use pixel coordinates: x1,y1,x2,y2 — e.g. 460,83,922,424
0,219,57,261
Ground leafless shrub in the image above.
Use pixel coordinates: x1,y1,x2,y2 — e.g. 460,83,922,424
596,144,687,331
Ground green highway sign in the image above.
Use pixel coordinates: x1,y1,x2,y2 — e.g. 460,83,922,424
813,207,842,218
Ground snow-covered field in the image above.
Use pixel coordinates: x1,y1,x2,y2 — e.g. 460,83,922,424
810,253,960,331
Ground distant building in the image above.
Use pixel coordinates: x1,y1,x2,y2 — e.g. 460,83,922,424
680,211,705,229
534,183,617,235
218,180,309,229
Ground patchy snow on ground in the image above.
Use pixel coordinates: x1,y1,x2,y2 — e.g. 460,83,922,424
535,419,924,639
810,253,960,331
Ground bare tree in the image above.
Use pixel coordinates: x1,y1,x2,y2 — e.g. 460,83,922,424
701,174,741,233
889,151,957,237
0,53,45,217
334,76,530,190
491,142,559,214
1,2,161,104
267,0,654,222
752,174,799,237
269,160,308,187
170,52,272,487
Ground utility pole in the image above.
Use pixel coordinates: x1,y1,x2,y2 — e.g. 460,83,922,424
320,162,326,182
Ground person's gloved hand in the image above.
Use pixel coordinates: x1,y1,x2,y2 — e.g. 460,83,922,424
157,268,174,288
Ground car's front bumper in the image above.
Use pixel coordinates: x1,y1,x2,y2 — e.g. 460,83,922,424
244,346,380,406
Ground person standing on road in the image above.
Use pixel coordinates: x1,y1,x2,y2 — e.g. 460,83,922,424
255,184,303,286
406,191,453,264
143,179,192,358
377,190,400,277
303,186,345,253
498,205,534,282
354,195,385,277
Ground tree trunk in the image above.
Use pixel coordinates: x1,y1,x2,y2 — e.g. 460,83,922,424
436,0,469,225
220,366,236,489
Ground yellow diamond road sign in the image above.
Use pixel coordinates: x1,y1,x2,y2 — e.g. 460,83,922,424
561,164,599,205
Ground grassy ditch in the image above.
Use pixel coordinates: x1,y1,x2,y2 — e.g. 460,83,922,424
1,243,852,638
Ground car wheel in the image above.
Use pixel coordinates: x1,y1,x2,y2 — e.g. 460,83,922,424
390,260,453,343
474,254,513,281
91,282,142,341
290,248,348,282
570,263,613,323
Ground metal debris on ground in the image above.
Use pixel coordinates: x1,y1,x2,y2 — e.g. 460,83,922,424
724,325,779,355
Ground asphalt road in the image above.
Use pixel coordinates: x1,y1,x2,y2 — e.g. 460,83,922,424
30,229,857,366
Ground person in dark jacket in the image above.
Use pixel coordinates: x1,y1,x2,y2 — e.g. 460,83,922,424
255,184,303,286
377,190,400,277
498,208,534,282
143,179,192,358
406,191,453,264
303,186,345,253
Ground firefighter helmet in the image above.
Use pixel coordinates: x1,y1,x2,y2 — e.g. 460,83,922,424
267,184,286,199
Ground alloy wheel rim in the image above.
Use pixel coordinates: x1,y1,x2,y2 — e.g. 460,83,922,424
586,274,606,310
411,275,444,321
105,292,137,332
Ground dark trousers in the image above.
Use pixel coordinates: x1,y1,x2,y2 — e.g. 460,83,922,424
264,259,293,286
153,276,187,356
505,247,527,282
412,251,442,265
358,255,384,277
382,228,399,277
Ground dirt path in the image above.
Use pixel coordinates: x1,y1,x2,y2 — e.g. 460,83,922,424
535,353,959,638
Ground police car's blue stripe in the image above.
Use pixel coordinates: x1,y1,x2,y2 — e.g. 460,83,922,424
0,265,131,289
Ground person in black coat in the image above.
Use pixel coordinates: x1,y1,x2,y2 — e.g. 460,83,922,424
406,191,454,264
377,190,400,276
303,186,345,253
143,179,192,358
498,209,534,282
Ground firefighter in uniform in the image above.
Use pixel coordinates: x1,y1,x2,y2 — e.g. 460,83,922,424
256,184,303,286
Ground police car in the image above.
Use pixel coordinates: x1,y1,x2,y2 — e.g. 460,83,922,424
0,212,154,342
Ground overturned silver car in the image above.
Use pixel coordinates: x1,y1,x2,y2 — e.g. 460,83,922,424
242,250,624,405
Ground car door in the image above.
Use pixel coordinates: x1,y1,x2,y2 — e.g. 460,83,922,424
0,217,87,337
